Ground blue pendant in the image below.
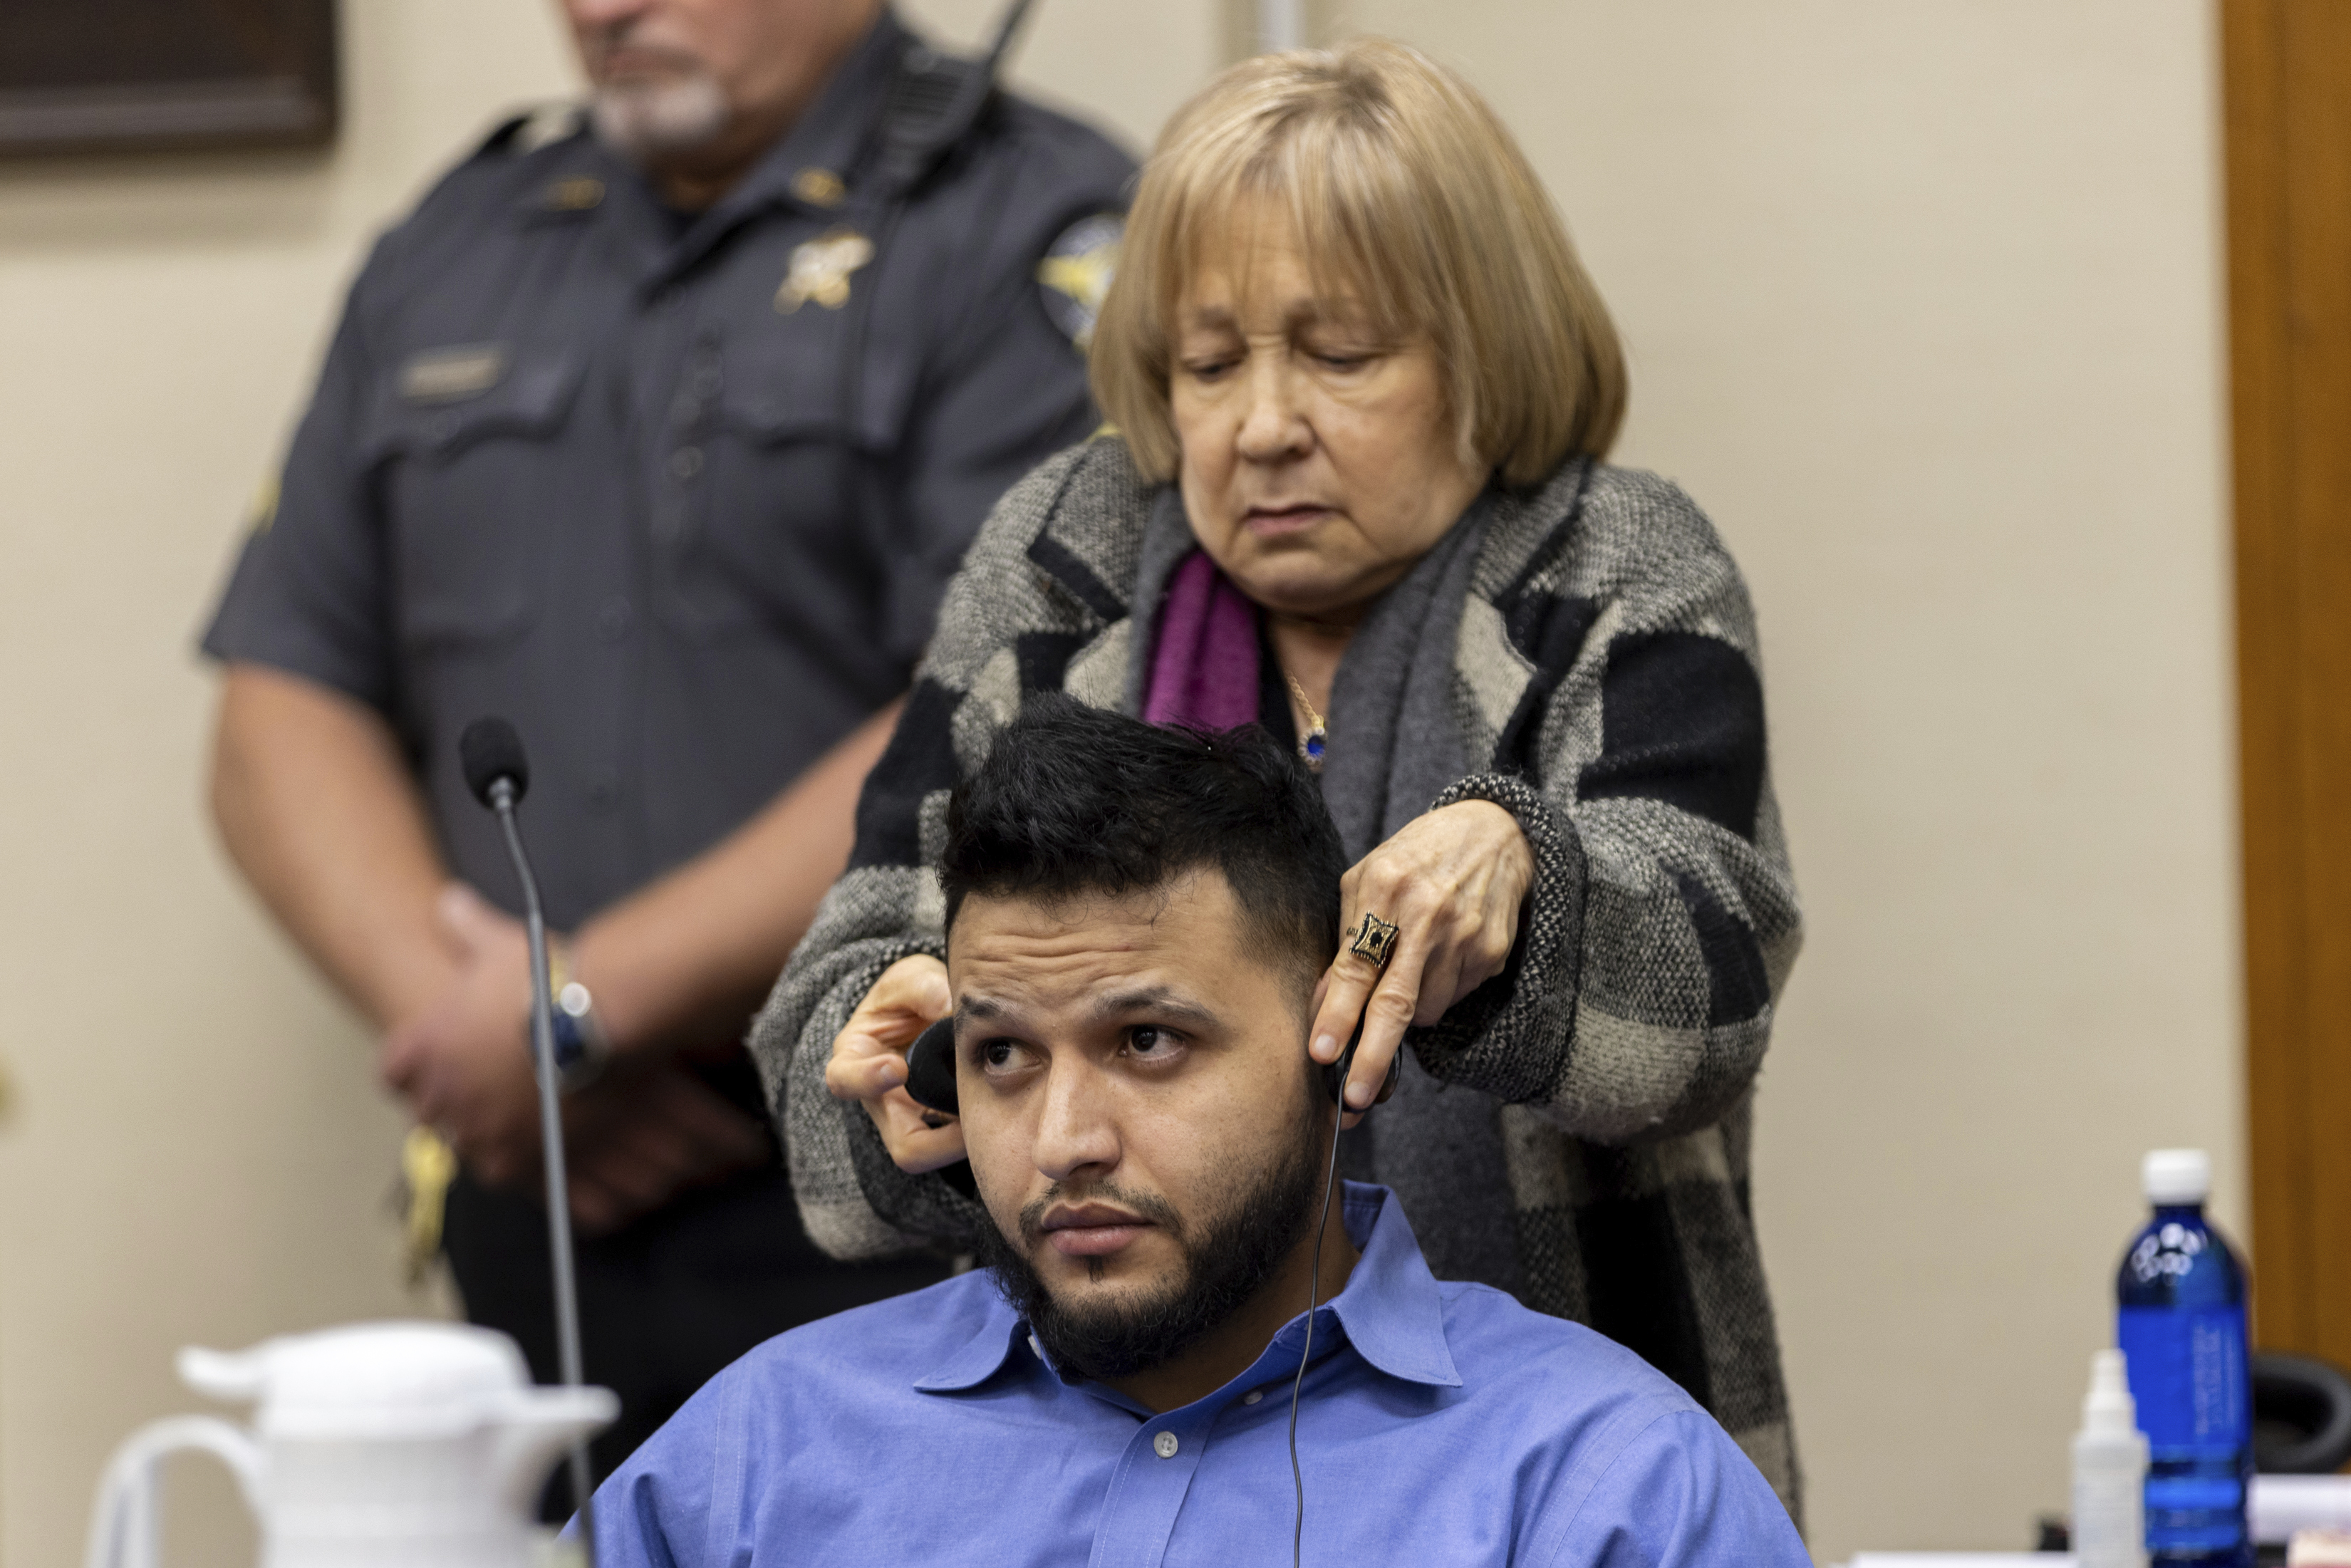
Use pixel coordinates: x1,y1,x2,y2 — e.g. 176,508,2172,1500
1301,727,1327,771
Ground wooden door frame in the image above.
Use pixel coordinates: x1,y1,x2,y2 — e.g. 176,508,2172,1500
2228,0,2351,1358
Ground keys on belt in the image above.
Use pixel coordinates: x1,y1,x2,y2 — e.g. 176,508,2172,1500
399,1126,458,1287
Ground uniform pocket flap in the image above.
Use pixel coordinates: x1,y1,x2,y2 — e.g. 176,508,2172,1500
717,333,910,452
364,347,583,464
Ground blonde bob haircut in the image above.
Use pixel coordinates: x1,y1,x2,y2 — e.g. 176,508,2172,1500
1091,38,1627,490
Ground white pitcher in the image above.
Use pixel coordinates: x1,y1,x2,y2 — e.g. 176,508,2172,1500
85,1321,617,1568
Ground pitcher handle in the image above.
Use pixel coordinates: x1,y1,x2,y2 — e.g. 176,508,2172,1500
84,1416,266,1568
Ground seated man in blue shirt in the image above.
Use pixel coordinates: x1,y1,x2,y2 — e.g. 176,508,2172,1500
590,696,1810,1567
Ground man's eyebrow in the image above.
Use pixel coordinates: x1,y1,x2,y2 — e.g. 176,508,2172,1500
1091,987,1219,1028
953,989,1220,1028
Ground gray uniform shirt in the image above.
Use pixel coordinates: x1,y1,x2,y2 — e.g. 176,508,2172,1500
203,10,1133,928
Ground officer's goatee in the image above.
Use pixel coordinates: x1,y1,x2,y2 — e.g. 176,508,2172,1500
591,71,730,163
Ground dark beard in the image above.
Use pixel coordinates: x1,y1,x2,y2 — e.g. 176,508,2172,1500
975,1114,1327,1383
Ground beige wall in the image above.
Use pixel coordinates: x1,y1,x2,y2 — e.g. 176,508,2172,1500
0,3,2236,1566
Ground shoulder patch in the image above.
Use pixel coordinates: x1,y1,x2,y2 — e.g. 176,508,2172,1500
246,474,279,536
1036,211,1123,351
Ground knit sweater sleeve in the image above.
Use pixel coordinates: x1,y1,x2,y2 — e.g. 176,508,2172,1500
1405,467,1802,1144
747,440,1147,1260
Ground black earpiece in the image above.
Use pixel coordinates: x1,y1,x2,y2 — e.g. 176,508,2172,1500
1319,1033,1357,1108
904,1017,961,1116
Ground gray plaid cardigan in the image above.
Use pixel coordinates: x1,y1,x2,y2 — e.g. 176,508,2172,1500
749,437,1805,1518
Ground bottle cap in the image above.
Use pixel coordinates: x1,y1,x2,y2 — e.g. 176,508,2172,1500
2082,1347,2138,1435
2143,1148,2211,1205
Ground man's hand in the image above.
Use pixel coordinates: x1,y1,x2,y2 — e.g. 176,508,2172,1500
1307,799,1535,1111
380,883,543,1186
564,1065,772,1236
824,954,967,1174
383,882,773,1225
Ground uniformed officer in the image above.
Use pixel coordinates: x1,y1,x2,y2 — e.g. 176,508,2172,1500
200,0,1133,1492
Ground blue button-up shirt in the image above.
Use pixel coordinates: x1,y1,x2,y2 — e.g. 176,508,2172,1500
588,1184,1809,1566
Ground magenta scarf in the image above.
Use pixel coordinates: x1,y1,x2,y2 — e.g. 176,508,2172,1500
1140,549,1261,732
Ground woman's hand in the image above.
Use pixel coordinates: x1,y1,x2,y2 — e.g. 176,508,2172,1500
1309,799,1535,1109
824,954,969,1174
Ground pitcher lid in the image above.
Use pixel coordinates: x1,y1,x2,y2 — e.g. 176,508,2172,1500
182,1322,538,1438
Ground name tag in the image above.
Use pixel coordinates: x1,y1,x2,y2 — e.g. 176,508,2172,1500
399,343,509,404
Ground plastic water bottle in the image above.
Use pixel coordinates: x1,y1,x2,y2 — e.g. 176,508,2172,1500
2072,1348,2149,1568
2115,1148,2253,1567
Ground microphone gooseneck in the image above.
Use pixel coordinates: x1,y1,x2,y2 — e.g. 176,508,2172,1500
467,718,596,1565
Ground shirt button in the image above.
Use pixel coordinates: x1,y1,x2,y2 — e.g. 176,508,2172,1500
1152,1431,1178,1459
587,769,620,811
596,598,633,643
670,446,704,480
1242,1391,1264,1406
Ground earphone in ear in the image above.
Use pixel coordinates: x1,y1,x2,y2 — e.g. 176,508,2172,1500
1322,1025,1403,1110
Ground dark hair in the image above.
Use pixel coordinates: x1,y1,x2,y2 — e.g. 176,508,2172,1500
940,695,1345,1000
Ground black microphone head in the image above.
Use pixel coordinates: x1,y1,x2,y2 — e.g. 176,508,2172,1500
459,717,529,809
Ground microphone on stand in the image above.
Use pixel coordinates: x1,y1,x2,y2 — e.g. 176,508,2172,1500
457,717,598,1565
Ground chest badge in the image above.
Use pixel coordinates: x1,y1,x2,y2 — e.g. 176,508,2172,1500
777,228,874,313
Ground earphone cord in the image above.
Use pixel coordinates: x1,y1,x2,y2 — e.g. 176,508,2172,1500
1290,1046,1354,1568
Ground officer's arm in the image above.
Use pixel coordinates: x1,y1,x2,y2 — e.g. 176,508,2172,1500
559,698,903,1059
210,663,457,1031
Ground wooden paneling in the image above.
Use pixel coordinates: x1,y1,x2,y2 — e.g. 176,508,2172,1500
0,0,336,156
2229,0,2351,1358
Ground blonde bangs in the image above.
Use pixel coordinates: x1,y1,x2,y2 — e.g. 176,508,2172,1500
1091,38,1626,488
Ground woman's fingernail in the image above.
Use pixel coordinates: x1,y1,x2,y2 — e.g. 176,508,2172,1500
1312,1034,1337,1062
1344,1080,1370,1109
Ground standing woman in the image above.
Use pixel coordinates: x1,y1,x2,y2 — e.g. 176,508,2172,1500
755,38,1805,1516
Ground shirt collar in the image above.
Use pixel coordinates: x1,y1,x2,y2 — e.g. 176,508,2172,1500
911,1183,1461,1396
910,1301,1034,1393
1321,1183,1463,1388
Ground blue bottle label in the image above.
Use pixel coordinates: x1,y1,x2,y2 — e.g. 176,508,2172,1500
2117,1304,2249,1451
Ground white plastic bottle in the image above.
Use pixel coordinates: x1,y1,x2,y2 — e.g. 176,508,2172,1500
2074,1347,2151,1568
